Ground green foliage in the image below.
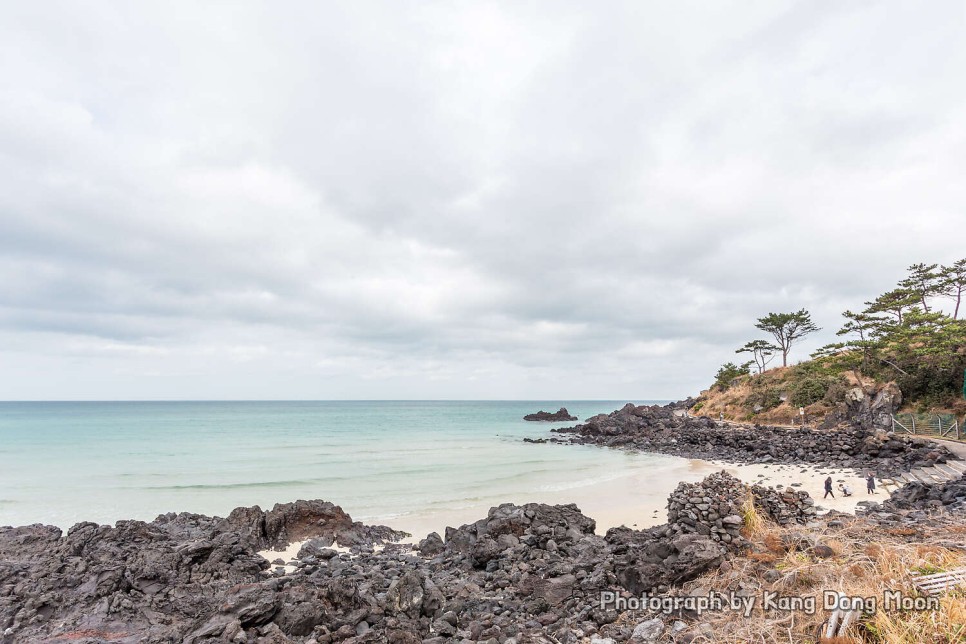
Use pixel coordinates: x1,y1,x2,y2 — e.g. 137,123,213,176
864,288,919,325
824,258,966,407
790,375,841,407
745,386,783,413
793,359,830,378
822,378,848,404
899,263,942,312
736,339,778,374
714,259,966,409
714,361,751,390
774,360,846,407
941,258,966,319
755,309,820,366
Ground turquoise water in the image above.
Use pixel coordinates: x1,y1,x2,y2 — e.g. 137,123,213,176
0,400,676,530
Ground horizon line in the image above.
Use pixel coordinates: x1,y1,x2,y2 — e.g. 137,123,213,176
0,398,676,403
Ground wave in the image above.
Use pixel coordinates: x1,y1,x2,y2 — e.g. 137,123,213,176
419,496,489,509
536,469,636,492
125,461,556,491
134,479,326,491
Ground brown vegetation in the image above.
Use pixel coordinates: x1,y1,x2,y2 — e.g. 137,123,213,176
666,506,966,643
695,365,851,426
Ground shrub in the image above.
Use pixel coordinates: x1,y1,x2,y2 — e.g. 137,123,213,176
790,377,830,407
791,373,850,407
823,379,848,404
746,387,783,413
714,362,751,390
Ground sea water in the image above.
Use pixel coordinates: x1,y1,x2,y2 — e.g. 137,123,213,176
0,400,691,531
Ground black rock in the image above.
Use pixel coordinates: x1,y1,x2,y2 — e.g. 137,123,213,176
523,407,578,421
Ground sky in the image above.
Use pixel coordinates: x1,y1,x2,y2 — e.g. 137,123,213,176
1,2,965,401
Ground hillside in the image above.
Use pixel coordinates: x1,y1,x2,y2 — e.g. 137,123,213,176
694,362,854,425
694,358,965,428
701,260,966,426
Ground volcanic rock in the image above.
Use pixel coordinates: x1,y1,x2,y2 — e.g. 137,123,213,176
524,407,578,421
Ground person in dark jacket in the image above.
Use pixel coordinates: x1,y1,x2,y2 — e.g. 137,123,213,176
824,476,834,499
867,473,876,494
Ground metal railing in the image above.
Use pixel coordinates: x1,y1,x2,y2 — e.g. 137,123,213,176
892,413,962,440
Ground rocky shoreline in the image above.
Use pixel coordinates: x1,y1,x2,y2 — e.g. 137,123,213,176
0,470,853,644
2,468,964,643
545,402,957,476
858,469,966,528
2,400,964,643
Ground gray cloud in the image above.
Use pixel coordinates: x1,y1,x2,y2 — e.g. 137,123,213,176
1,1,965,400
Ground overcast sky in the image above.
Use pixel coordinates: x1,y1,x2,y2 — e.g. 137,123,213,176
1,2,964,401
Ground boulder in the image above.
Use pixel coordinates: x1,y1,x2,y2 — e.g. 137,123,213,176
631,617,665,642
386,570,426,617
417,531,445,557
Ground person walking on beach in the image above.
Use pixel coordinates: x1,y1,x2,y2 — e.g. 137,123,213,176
867,473,876,495
824,476,834,499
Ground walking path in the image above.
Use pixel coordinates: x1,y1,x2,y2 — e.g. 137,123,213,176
931,437,966,459
878,437,966,494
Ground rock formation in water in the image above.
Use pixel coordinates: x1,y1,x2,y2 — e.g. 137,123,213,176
523,408,577,422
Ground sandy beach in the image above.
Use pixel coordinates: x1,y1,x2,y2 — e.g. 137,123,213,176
714,461,877,515
259,458,883,554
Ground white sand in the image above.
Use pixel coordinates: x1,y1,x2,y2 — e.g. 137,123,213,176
380,459,884,542
383,458,720,540
259,458,886,565
258,541,353,572
712,461,879,516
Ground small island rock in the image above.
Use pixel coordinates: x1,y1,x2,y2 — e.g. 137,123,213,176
523,407,577,421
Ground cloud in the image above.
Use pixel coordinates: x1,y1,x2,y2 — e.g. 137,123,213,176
1,1,965,399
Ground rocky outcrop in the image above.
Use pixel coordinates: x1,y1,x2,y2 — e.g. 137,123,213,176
221,499,353,549
604,472,819,597
0,473,796,643
524,407,578,421
751,484,816,526
858,473,966,527
606,528,726,596
0,500,407,643
551,402,956,476
216,499,406,551
665,472,750,548
819,382,902,431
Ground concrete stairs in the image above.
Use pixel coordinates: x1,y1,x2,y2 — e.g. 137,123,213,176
879,458,966,494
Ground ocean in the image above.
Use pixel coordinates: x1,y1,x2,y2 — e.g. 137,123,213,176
0,400,702,533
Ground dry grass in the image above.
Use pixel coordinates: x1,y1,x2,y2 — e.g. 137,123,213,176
742,493,766,537
671,516,966,643
697,367,838,426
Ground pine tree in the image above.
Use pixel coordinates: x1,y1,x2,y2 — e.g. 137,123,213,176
754,310,821,367
736,340,778,374
940,259,966,320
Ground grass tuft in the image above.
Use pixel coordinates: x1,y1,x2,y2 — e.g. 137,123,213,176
671,514,966,643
